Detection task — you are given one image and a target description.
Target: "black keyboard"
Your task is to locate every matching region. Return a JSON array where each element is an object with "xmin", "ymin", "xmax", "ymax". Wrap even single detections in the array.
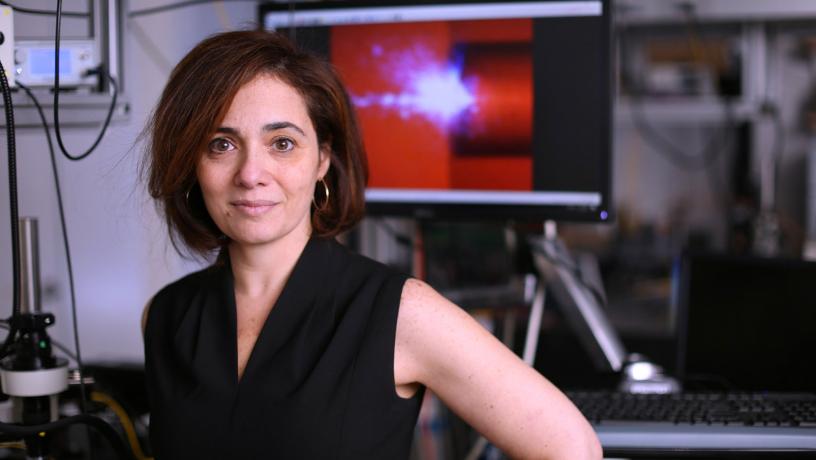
[
  {"xmin": 567, "ymin": 391, "xmax": 816, "ymax": 452},
  {"xmin": 568, "ymin": 391, "xmax": 816, "ymax": 426}
]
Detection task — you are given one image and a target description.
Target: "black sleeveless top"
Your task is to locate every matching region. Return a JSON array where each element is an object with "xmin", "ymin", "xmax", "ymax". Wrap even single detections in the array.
[{"xmin": 144, "ymin": 237, "xmax": 424, "ymax": 459}]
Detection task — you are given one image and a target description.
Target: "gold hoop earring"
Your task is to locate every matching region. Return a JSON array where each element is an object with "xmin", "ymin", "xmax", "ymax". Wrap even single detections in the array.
[
  {"xmin": 185, "ymin": 183, "xmax": 197, "ymax": 205},
  {"xmin": 313, "ymin": 178, "xmax": 330, "ymax": 212}
]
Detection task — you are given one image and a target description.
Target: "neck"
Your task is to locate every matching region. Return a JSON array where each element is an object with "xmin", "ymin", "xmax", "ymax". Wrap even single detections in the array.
[{"xmin": 227, "ymin": 227, "xmax": 312, "ymax": 300}]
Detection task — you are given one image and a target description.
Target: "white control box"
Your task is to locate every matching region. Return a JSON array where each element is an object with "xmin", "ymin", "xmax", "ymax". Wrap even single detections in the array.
[
  {"xmin": 15, "ymin": 40, "xmax": 97, "ymax": 88},
  {"xmin": 0, "ymin": 6, "xmax": 14, "ymax": 87}
]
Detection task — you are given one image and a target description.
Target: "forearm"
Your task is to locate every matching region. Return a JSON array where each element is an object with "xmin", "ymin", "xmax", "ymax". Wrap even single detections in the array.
[{"xmin": 473, "ymin": 391, "xmax": 602, "ymax": 460}]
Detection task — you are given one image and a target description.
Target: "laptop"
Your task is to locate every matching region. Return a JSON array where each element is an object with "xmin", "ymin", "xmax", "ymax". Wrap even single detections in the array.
[{"xmin": 575, "ymin": 252, "xmax": 816, "ymax": 455}]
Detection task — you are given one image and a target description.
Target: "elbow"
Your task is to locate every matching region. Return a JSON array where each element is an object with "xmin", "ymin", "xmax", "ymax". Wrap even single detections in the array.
[
  {"xmin": 566, "ymin": 418, "xmax": 602, "ymax": 460},
  {"xmin": 583, "ymin": 428, "xmax": 603, "ymax": 460},
  {"xmin": 564, "ymin": 403, "xmax": 602, "ymax": 460},
  {"xmin": 571, "ymin": 424, "xmax": 603, "ymax": 460},
  {"xmin": 541, "ymin": 420, "xmax": 602, "ymax": 460},
  {"xmin": 502, "ymin": 419, "xmax": 602, "ymax": 460}
]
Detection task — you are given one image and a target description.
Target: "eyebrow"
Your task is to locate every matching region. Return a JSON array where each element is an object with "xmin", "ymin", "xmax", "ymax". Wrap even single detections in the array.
[{"xmin": 214, "ymin": 121, "xmax": 307, "ymax": 137}]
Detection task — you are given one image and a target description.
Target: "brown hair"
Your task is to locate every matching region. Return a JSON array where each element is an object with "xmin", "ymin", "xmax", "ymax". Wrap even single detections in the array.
[{"xmin": 145, "ymin": 30, "xmax": 368, "ymax": 258}]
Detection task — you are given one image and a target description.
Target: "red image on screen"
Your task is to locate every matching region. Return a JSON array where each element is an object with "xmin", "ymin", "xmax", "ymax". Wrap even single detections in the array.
[{"xmin": 331, "ymin": 19, "xmax": 533, "ymax": 191}]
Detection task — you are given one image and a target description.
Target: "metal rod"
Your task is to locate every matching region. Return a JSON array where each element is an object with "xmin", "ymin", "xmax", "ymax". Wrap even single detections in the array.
[{"xmin": 18, "ymin": 217, "xmax": 41, "ymax": 315}]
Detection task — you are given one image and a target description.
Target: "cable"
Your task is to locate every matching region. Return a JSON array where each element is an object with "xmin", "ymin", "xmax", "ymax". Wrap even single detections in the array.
[
  {"xmin": 53, "ymin": 339, "xmax": 78, "ymax": 363},
  {"xmin": 92, "ymin": 392, "xmax": 153, "ymax": 460},
  {"xmin": 128, "ymin": 0, "xmax": 255, "ymax": 18},
  {"xmin": 0, "ymin": 441, "xmax": 24, "ymax": 450},
  {"xmin": 54, "ymin": 0, "xmax": 119, "ymax": 162},
  {"xmin": 0, "ymin": 415, "xmax": 133, "ymax": 460},
  {"xmin": 0, "ymin": 0, "xmax": 88, "ymax": 18},
  {"xmin": 0, "ymin": 52, "xmax": 20, "ymax": 361},
  {"xmin": 15, "ymin": 81, "xmax": 89, "ymax": 415},
  {"xmin": 18, "ymin": 78, "xmax": 97, "ymax": 459}
]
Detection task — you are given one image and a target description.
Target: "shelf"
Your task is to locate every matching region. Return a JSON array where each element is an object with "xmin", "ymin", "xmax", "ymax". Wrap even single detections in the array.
[
  {"xmin": 615, "ymin": 98, "xmax": 758, "ymax": 124},
  {"xmin": 616, "ymin": 0, "xmax": 816, "ymax": 25},
  {"xmin": 0, "ymin": 91, "xmax": 129, "ymax": 128}
]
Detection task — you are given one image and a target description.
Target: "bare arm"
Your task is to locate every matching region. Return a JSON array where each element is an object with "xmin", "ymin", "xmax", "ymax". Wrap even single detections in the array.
[{"xmin": 394, "ymin": 279, "xmax": 602, "ymax": 460}]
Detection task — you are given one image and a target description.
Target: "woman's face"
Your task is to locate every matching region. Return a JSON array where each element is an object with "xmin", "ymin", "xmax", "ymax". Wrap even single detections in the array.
[{"xmin": 196, "ymin": 74, "xmax": 330, "ymax": 248}]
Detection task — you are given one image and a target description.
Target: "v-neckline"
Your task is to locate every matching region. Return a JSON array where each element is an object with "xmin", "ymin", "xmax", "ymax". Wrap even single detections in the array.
[
  {"xmin": 234, "ymin": 294, "xmax": 278, "ymax": 383},
  {"xmin": 224, "ymin": 237, "xmax": 322, "ymax": 387}
]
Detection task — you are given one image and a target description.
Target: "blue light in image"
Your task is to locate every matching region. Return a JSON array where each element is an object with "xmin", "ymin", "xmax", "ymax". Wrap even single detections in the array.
[{"xmin": 352, "ymin": 43, "xmax": 477, "ymax": 128}]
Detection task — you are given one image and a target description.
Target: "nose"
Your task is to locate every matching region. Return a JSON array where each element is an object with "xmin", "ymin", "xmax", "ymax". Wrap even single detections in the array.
[{"xmin": 234, "ymin": 145, "xmax": 270, "ymax": 188}]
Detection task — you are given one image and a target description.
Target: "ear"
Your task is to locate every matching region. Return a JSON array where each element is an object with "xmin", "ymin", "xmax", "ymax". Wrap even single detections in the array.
[{"xmin": 317, "ymin": 144, "xmax": 331, "ymax": 179}]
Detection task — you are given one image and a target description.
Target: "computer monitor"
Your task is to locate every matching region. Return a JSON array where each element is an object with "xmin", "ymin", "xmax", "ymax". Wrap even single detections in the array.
[
  {"xmin": 261, "ymin": 0, "xmax": 612, "ymax": 222},
  {"xmin": 676, "ymin": 253, "xmax": 816, "ymax": 392}
]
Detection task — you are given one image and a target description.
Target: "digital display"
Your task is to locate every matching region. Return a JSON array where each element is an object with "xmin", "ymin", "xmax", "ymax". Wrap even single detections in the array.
[
  {"xmin": 336, "ymin": 19, "xmax": 535, "ymax": 194},
  {"xmin": 29, "ymin": 48, "xmax": 72, "ymax": 77}
]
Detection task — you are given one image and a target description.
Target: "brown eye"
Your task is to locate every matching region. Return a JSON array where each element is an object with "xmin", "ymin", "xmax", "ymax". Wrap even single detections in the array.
[
  {"xmin": 272, "ymin": 137, "xmax": 295, "ymax": 152},
  {"xmin": 208, "ymin": 138, "xmax": 235, "ymax": 153}
]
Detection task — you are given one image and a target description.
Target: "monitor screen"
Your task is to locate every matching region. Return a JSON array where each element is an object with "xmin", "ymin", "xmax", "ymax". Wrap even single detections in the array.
[
  {"xmin": 261, "ymin": 1, "xmax": 611, "ymax": 221},
  {"xmin": 676, "ymin": 253, "xmax": 816, "ymax": 392}
]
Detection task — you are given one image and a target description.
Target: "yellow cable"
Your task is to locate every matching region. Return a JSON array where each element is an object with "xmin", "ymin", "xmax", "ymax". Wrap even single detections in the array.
[
  {"xmin": 91, "ymin": 391, "xmax": 153, "ymax": 460},
  {"xmin": 0, "ymin": 441, "xmax": 24, "ymax": 450}
]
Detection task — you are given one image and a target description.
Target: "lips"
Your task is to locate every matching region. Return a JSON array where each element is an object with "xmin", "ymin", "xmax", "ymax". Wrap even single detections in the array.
[{"xmin": 230, "ymin": 199, "xmax": 279, "ymax": 216}]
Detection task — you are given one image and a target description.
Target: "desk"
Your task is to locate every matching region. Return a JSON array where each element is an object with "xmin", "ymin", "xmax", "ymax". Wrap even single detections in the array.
[{"xmin": 598, "ymin": 424, "xmax": 816, "ymax": 458}]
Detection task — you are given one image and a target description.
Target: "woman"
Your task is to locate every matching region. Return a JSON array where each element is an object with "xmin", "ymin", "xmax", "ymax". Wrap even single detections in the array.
[{"xmin": 143, "ymin": 30, "xmax": 601, "ymax": 459}]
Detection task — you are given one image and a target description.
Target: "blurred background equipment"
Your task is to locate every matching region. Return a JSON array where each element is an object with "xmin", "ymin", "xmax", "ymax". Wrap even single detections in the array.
[
  {"xmin": 0, "ymin": 218, "xmax": 69, "ymax": 458},
  {"xmin": 0, "ymin": 1, "xmax": 137, "ymax": 458}
]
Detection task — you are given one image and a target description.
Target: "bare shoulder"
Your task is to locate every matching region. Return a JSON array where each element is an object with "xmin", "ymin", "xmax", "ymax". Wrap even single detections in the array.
[
  {"xmin": 394, "ymin": 278, "xmax": 602, "ymax": 459},
  {"xmin": 393, "ymin": 279, "xmax": 434, "ymax": 369},
  {"xmin": 397, "ymin": 278, "xmax": 457, "ymax": 322},
  {"xmin": 394, "ymin": 278, "xmax": 499, "ymax": 386},
  {"xmin": 396, "ymin": 278, "xmax": 480, "ymax": 349},
  {"xmin": 398, "ymin": 278, "xmax": 478, "ymax": 323}
]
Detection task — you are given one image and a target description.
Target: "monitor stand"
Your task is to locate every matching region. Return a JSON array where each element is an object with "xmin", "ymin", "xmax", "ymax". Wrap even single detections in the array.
[{"xmin": 526, "ymin": 221, "xmax": 680, "ymax": 394}]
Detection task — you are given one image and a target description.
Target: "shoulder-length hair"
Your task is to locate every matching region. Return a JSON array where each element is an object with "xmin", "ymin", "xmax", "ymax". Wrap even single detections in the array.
[{"xmin": 144, "ymin": 30, "xmax": 367, "ymax": 259}]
